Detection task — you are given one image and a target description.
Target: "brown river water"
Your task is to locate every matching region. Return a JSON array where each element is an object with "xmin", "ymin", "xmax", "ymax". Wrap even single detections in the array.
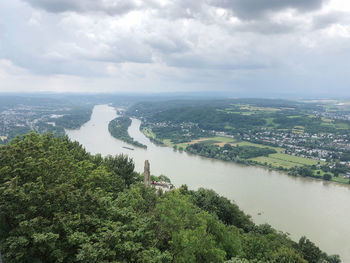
[{"xmin": 67, "ymin": 105, "xmax": 350, "ymax": 261}]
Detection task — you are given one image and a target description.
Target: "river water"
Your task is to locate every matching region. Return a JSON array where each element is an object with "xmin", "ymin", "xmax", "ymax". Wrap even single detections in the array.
[{"xmin": 67, "ymin": 105, "xmax": 350, "ymax": 261}]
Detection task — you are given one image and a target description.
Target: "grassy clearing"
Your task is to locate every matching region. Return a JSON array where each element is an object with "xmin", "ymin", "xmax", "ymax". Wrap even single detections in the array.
[
  {"xmin": 233, "ymin": 141, "xmax": 284, "ymax": 153},
  {"xmin": 251, "ymin": 153, "xmax": 321, "ymax": 169},
  {"xmin": 292, "ymin": 130, "xmax": 304, "ymax": 134},
  {"xmin": 172, "ymin": 136, "xmax": 237, "ymax": 149},
  {"xmin": 332, "ymin": 176, "xmax": 350, "ymax": 184},
  {"xmin": 217, "ymin": 109, "xmax": 255, "ymax": 115},
  {"xmin": 188, "ymin": 136, "xmax": 236, "ymax": 144},
  {"xmin": 239, "ymin": 105, "xmax": 280, "ymax": 112},
  {"xmin": 321, "ymin": 117, "xmax": 333, "ymax": 123},
  {"xmin": 198, "ymin": 140, "xmax": 221, "ymax": 145},
  {"xmin": 320, "ymin": 122, "xmax": 333, "ymax": 127},
  {"xmin": 269, "ymin": 153, "xmax": 320, "ymax": 165},
  {"xmin": 251, "ymin": 156, "xmax": 301, "ymax": 169},
  {"xmin": 240, "ymin": 111, "xmax": 255, "ymax": 115},
  {"xmin": 211, "ymin": 136, "xmax": 236, "ymax": 143},
  {"xmin": 292, "ymin": 126, "xmax": 305, "ymax": 134}
]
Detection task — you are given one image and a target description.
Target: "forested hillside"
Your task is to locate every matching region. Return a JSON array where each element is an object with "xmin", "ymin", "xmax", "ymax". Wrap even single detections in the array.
[{"xmin": 0, "ymin": 133, "xmax": 340, "ymax": 263}]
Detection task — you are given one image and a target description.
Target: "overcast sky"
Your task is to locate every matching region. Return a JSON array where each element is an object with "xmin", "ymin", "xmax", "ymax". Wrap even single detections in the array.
[{"xmin": 0, "ymin": 0, "xmax": 350, "ymax": 97}]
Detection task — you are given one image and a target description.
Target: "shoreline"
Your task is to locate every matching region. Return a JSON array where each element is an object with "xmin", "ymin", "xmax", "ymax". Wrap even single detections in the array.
[{"xmin": 140, "ymin": 127, "xmax": 350, "ymax": 187}]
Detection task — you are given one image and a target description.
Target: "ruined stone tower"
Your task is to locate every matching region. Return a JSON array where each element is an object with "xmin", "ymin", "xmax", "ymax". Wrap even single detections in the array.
[{"xmin": 144, "ymin": 160, "xmax": 150, "ymax": 186}]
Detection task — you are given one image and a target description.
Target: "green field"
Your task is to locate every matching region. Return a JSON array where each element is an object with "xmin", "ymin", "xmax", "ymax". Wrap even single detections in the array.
[
  {"xmin": 211, "ymin": 136, "xmax": 236, "ymax": 143},
  {"xmin": 233, "ymin": 141, "xmax": 284, "ymax": 153},
  {"xmin": 251, "ymin": 153, "xmax": 321, "ymax": 169},
  {"xmin": 321, "ymin": 117, "xmax": 333, "ymax": 123},
  {"xmin": 251, "ymin": 156, "xmax": 300, "ymax": 169},
  {"xmin": 217, "ymin": 109, "xmax": 255, "ymax": 115},
  {"xmin": 331, "ymin": 175, "xmax": 350, "ymax": 184}
]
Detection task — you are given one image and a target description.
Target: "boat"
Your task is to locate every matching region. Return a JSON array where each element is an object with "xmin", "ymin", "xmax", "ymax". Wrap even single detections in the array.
[{"xmin": 122, "ymin": 146, "xmax": 134, "ymax": 150}]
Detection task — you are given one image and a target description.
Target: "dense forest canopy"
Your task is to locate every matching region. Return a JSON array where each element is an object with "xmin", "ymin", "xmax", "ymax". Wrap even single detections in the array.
[{"xmin": 0, "ymin": 133, "xmax": 340, "ymax": 262}]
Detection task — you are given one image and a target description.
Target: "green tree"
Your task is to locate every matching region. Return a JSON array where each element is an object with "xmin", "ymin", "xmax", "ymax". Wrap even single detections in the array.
[
  {"xmin": 298, "ymin": 236, "xmax": 322, "ymax": 263},
  {"xmin": 323, "ymin": 173, "xmax": 332, "ymax": 181},
  {"xmin": 104, "ymin": 154, "xmax": 139, "ymax": 187},
  {"xmin": 0, "ymin": 133, "xmax": 340, "ymax": 263},
  {"xmin": 190, "ymin": 188, "xmax": 253, "ymax": 231},
  {"xmin": 154, "ymin": 191, "xmax": 241, "ymax": 262}
]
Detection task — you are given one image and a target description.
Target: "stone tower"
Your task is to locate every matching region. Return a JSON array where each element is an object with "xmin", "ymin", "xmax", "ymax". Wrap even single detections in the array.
[{"xmin": 144, "ymin": 160, "xmax": 150, "ymax": 186}]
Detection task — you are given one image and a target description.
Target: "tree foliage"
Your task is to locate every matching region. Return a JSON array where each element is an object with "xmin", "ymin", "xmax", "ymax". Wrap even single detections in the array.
[
  {"xmin": 0, "ymin": 133, "xmax": 340, "ymax": 262},
  {"xmin": 108, "ymin": 117, "xmax": 147, "ymax": 148},
  {"xmin": 186, "ymin": 143, "xmax": 276, "ymax": 161}
]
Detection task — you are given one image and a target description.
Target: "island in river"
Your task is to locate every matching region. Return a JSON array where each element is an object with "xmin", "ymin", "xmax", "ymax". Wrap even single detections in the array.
[{"xmin": 108, "ymin": 116, "xmax": 147, "ymax": 148}]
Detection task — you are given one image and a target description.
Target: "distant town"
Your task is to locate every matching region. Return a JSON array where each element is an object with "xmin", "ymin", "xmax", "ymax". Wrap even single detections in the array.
[
  {"xmin": 128, "ymin": 99, "xmax": 350, "ymax": 184},
  {"xmin": 0, "ymin": 96, "xmax": 93, "ymax": 144}
]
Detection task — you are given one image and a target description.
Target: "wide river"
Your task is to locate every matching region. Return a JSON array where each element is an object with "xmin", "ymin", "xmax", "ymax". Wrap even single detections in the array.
[{"xmin": 67, "ymin": 105, "xmax": 350, "ymax": 261}]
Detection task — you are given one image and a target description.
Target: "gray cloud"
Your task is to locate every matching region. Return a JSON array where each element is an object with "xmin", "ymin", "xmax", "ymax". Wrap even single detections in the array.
[
  {"xmin": 210, "ymin": 0, "xmax": 329, "ymax": 19},
  {"xmin": 18, "ymin": 0, "xmax": 326, "ymax": 37},
  {"xmin": 312, "ymin": 11, "xmax": 350, "ymax": 30},
  {"xmin": 233, "ymin": 20, "xmax": 300, "ymax": 35},
  {"xmin": 154, "ymin": 1, "xmax": 205, "ymax": 20},
  {"xmin": 165, "ymin": 49, "xmax": 273, "ymax": 70},
  {"xmin": 21, "ymin": 0, "xmax": 142, "ymax": 15},
  {"xmin": 1, "ymin": 0, "xmax": 350, "ymax": 96},
  {"xmin": 21, "ymin": 0, "xmax": 329, "ymax": 21}
]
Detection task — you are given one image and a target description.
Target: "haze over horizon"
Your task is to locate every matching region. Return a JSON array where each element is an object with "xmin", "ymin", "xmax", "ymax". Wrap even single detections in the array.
[{"xmin": 1, "ymin": 0, "xmax": 350, "ymax": 97}]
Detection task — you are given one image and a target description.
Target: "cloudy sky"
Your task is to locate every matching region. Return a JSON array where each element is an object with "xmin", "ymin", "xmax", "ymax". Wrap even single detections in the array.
[{"xmin": 0, "ymin": 0, "xmax": 350, "ymax": 97}]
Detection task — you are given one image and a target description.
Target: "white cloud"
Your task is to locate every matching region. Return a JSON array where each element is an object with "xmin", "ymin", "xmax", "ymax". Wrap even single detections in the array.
[{"xmin": 0, "ymin": 0, "xmax": 350, "ymax": 96}]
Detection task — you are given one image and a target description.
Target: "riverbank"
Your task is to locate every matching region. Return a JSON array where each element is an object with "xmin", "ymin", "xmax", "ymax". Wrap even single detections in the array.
[{"xmin": 140, "ymin": 127, "xmax": 350, "ymax": 185}]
